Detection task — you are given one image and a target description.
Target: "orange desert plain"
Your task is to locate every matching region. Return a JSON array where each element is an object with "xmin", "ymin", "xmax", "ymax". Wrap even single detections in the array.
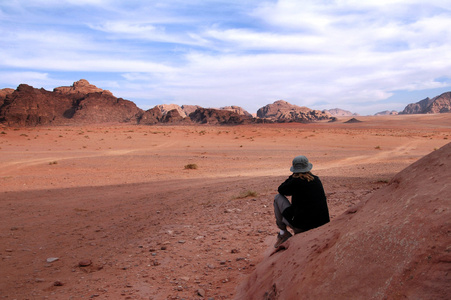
[{"xmin": 1, "ymin": 114, "xmax": 450, "ymax": 299}]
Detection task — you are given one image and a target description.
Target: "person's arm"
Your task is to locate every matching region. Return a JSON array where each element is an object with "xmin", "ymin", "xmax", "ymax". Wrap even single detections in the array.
[{"xmin": 278, "ymin": 175, "xmax": 295, "ymax": 196}]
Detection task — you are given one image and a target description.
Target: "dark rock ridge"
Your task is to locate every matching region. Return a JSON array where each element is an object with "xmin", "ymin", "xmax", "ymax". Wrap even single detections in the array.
[
  {"xmin": 257, "ymin": 100, "xmax": 331, "ymax": 122},
  {"xmin": 237, "ymin": 142, "xmax": 451, "ymax": 299},
  {"xmin": 400, "ymin": 92, "xmax": 451, "ymax": 114},
  {"xmin": 189, "ymin": 108, "xmax": 258, "ymax": 125},
  {"xmin": 344, "ymin": 117, "xmax": 362, "ymax": 123},
  {"xmin": 0, "ymin": 80, "xmax": 331, "ymax": 126}
]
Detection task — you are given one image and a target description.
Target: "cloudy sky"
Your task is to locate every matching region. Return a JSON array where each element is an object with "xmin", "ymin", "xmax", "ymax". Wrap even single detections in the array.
[{"xmin": 1, "ymin": 0, "xmax": 451, "ymax": 115}]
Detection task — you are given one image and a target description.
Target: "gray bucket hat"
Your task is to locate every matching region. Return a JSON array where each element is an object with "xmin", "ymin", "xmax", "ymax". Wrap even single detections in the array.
[{"xmin": 290, "ymin": 155, "xmax": 313, "ymax": 173}]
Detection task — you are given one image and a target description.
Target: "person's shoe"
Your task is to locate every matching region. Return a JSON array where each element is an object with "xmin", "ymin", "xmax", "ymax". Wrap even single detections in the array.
[{"xmin": 274, "ymin": 231, "xmax": 292, "ymax": 248}]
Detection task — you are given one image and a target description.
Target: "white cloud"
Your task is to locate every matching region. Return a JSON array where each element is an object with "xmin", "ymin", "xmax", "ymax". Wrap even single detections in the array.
[{"xmin": 1, "ymin": 0, "xmax": 451, "ymax": 115}]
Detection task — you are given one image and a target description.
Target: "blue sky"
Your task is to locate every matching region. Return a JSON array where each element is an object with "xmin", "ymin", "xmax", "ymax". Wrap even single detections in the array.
[{"xmin": 1, "ymin": 0, "xmax": 451, "ymax": 115}]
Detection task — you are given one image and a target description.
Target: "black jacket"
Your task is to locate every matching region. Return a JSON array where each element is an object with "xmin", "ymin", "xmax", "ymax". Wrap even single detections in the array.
[{"xmin": 279, "ymin": 175, "xmax": 330, "ymax": 231}]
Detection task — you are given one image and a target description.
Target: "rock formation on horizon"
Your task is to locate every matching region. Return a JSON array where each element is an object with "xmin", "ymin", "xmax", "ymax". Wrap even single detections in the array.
[
  {"xmin": 189, "ymin": 107, "xmax": 256, "ymax": 125},
  {"xmin": 53, "ymin": 79, "xmax": 113, "ymax": 96},
  {"xmin": 0, "ymin": 80, "xmax": 263, "ymax": 126},
  {"xmin": 400, "ymin": 91, "xmax": 451, "ymax": 114},
  {"xmin": 375, "ymin": 110, "xmax": 398, "ymax": 116},
  {"xmin": 257, "ymin": 100, "xmax": 331, "ymax": 122},
  {"xmin": 220, "ymin": 105, "xmax": 252, "ymax": 117},
  {"xmin": 236, "ymin": 143, "xmax": 451, "ymax": 300},
  {"xmin": 323, "ymin": 108, "xmax": 358, "ymax": 117},
  {"xmin": 0, "ymin": 81, "xmax": 142, "ymax": 126}
]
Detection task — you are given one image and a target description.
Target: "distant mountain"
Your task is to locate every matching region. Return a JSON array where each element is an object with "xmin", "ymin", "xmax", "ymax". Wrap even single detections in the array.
[
  {"xmin": 323, "ymin": 108, "xmax": 358, "ymax": 117},
  {"xmin": 220, "ymin": 106, "xmax": 252, "ymax": 117},
  {"xmin": 257, "ymin": 100, "xmax": 331, "ymax": 122},
  {"xmin": 400, "ymin": 92, "xmax": 451, "ymax": 114},
  {"xmin": 375, "ymin": 110, "xmax": 398, "ymax": 116},
  {"xmin": 0, "ymin": 81, "xmax": 141, "ymax": 126},
  {"xmin": 0, "ymin": 80, "xmax": 367, "ymax": 126},
  {"xmin": 0, "ymin": 80, "xmax": 265, "ymax": 126}
]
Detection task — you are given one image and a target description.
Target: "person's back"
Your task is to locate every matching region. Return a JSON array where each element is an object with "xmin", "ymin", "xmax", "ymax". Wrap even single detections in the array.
[
  {"xmin": 273, "ymin": 156, "xmax": 330, "ymax": 248},
  {"xmin": 279, "ymin": 174, "xmax": 329, "ymax": 231}
]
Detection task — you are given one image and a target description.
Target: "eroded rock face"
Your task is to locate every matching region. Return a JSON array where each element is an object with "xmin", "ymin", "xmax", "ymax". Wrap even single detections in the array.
[
  {"xmin": 374, "ymin": 110, "xmax": 398, "ymax": 116},
  {"xmin": 157, "ymin": 104, "xmax": 187, "ymax": 118},
  {"xmin": 69, "ymin": 93, "xmax": 142, "ymax": 124},
  {"xmin": 189, "ymin": 108, "xmax": 251, "ymax": 125},
  {"xmin": 257, "ymin": 100, "xmax": 331, "ymax": 122},
  {"xmin": 181, "ymin": 105, "xmax": 201, "ymax": 117},
  {"xmin": 236, "ymin": 143, "xmax": 451, "ymax": 300},
  {"xmin": 0, "ymin": 88, "xmax": 14, "ymax": 108},
  {"xmin": 139, "ymin": 107, "xmax": 162, "ymax": 125},
  {"xmin": 0, "ymin": 84, "xmax": 73, "ymax": 126},
  {"xmin": 323, "ymin": 108, "xmax": 358, "ymax": 117},
  {"xmin": 220, "ymin": 106, "xmax": 252, "ymax": 117},
  {"xmin": 54, "ymin": 79, "xmax": 112, "ymax": 96},
  {"xmin": 161, "ymin": 109, "xmax": 188, "ymax": 123},
  {"xmin": 401, "ymin": 92, "xmax": 451, "ymax": 114},
  {"xmin": 0, "ymin": 82, "xmax": 142, "ymax": 126}
]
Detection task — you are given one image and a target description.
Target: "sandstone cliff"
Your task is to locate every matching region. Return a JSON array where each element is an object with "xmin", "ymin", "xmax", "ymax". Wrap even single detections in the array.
[
  {"xmin": 0, "ymin": 81, "xmax": 142, "ymax": 126},
  {"xmin": 0, "ymin": 88, "xmax": 15, "ymax": 108},
  {"xmin": 0, "ymin": 84, "xmax": 74, "ymax": 126},
  {"xmin": 400, "ymin": 92, "xmax": 451, "ymax": 114},
  {"xmin": 257, "ymin": 100, "xmax": 331, "ymax": 122},
  {"xmin": 189, "ymin": 108, "xmax": 252, "ymax": 125},
  {"xmin": 220, "ymin": 105, "xmax": 252, "ymax": 117},
  {"xmin": 323, "ymin": 108, "xmax": 358, "ymax": 117},
  {"xmin": 1, "ymin": 80, "xmax": 361, "ymax": 126},
  {"xmin": 375, "ymin": 110, "xmax": 398, "ymax": 116}
]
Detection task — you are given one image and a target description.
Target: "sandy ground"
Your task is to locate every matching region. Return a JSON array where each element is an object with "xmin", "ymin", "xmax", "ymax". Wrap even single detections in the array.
[{"xmin": 0, "ymin": 114, "xmax": 450, "ymax": 299}]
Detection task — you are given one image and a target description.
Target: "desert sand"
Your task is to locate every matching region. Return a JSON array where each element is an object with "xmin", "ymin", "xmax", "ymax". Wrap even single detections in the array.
[{"xmin": 1, "ymin": 114, "xmax": 450, "ymax": 299}]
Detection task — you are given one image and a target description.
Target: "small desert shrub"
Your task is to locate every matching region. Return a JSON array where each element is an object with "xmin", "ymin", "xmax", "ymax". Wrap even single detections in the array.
[
  {"xmin": 49, "ymin": 161, "xmax": 58, "ymax": 165},
  {"xmin": 375, "ymin": 145, "xmax": 381, "ymax": 150},
  {"xmin": 184, "ymin": 163, "xmax": 198, "ymax": 170},
  {"xmin": 235, "ymin": 190, "xmax": 258, "ymax": 199}
]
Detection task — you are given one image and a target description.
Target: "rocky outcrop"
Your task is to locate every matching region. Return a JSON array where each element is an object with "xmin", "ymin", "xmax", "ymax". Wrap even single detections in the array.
[
  {"xmin": 257, "ymin": 100, "xmax": 331, "ymax": 122},
  {"xmin": 0, "ymin": 84, "xmax": 74, "ymax": 126},
  {"xmin": 157, "ymin": 104, "xmax": 187, "ymax": 118},
  {"xmin": 68, "ymin": 93, "xmax": 142, "ymax": 124},
  {"xmin": 237, "ymin": 142, "xmax": 451, "ymax": 299},
  {"xmin": 220, "ymin": 106, "xmax": 252, "ymax": 117},
  {"xmin": 139, "ymin": 107, "xmax": 162, "ymax": 125},
  {"xmin": 375, "ymin": 110, "xmax": 398, "ymax": 116},
  {"xmin": 0, "ymin": 88, "xmax": 14, "ymax": 108},
  {"xmin": 0, "ymin": 82, "xmax": 143, "ymax": 126},
  {"xmin": 0, "ymin": 80, "xmax": 259, "ymax": 126},
  {"xmin": 161, "ymin": 109, "xmax": 188, "ymax": 123},
  {"xmin": 181, "ymin": 105, "xmax": 201, "ymax": 116},
  {"xmin": 189, "ymin": 108, "xmax": 252, "ymax": 125},
  {"xmin": 323, "ymin": 108, "xmax": 358, "ymax": 117},
  {"xmin": 54, "ymin": 79, "xmax": 112, "ymax": 96},
  {"xmin": 344, "ymin": 117, "xmax": 362, "ymax": 123},
  {"xmin": 400, "ymin": 92, "xmax": 451, "ymax": 114}
]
